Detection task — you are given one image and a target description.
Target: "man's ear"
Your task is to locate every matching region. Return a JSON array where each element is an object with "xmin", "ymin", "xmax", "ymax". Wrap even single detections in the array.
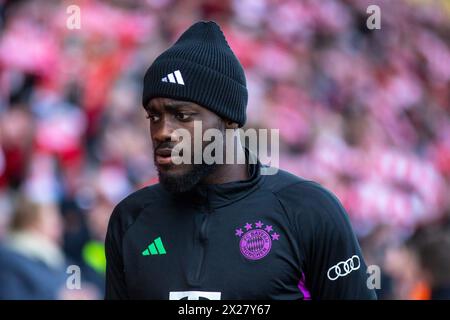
[{"xmin": 225, "ymin": 119, "xmax": 239, "ymax": 129}]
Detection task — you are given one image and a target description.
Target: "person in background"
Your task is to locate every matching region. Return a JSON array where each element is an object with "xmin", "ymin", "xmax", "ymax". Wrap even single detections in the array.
[
  {"xmin": 381, "ymin": 220, "xmax": 450, "ymax": 300},
  {"xmin": 80, "ymin": 195, "xmax": 113, "ymax": 293},
  {"xmin": 408, "ymin": 223, "xmax": 450, "ymax": 299},
  {"xmin": 0, "ymin": 197, "xmax": 98, "ymax": 299}
]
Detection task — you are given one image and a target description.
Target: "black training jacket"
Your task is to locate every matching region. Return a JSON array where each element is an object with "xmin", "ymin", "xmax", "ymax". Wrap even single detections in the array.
[{"xmin": 105, "ymin": 161, "xmax": 377, "ymax": 300}]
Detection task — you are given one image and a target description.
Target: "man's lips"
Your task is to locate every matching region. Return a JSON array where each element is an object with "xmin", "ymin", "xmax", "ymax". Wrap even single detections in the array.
[
  {"xmin": 155, "ymin": 148, "xmax": 173, "ymax": 165},
  {"xmin": 155, "ymin": 148, "xmax": 185, "ymax": 166},
  {"xmin": 155, "ymin": 148, "xmax": 172, "ymax": 157}
]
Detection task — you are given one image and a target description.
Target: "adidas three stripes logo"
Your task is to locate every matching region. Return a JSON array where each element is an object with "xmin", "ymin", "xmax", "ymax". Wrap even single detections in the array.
[
  {"xmin": 161, "ymin": 70, "xmax": 185, "ymax": 85},
  {"xmin": 142, "ymin": 237, "xmax": 167, "ymax": 256}
]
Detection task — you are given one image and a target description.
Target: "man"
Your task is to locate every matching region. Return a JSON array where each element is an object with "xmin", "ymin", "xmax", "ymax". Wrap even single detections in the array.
[{"xmin": 105, "ymin": 21, "xmax": 376, "ymax": 300}]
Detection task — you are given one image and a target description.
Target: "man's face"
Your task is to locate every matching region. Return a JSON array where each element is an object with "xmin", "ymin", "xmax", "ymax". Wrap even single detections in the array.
[{"xmin": 145, "ymin": 97, "xmax": 225, "ymax": 193}]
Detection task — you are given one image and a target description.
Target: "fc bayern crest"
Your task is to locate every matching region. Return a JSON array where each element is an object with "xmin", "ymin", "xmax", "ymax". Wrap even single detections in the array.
[{"xmin": 235, "ymin": 221, "xmax": 280, "ymax": 260}]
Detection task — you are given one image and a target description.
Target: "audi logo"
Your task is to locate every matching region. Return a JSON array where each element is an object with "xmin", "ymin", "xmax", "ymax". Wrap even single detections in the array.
[{"xmin": 327, "ymin": 255, "xmax": 361, "ymax": 281}]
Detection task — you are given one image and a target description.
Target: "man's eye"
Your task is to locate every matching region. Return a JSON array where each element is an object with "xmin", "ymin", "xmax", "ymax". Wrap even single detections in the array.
[
  {"xmin": 146, "ymin": 113, "xmax": 160, "ymax": 122},
  {"xmin": 175, "ymin": 113, "xmax": 192, "ymax": 121}
]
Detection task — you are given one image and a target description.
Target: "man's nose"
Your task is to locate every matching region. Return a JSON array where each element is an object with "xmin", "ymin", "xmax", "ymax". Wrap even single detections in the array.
[{"xmin": 152, "ymin": 118, "xmax": 176, "ymax": 144}]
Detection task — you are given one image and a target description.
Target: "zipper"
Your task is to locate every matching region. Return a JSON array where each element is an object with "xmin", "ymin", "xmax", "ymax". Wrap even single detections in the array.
[
  {"xmin": 191, "ymin": 190, "xmax": 212, "ymax": 284},
  {"xmin": 194, "ymin": 213, "xmax": 209, "ymax": 282}
]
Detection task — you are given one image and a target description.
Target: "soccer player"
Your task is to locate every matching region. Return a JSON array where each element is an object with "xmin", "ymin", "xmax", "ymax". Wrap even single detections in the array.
[{"xmin": 105, "ymin": 21, "xmax": 377, "ymax": 300}]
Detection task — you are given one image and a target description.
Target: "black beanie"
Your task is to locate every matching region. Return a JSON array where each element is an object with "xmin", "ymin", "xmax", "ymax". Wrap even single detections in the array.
[{"xmin": 142, "ymin": 21, "xmax": 248, "ymax": 127}]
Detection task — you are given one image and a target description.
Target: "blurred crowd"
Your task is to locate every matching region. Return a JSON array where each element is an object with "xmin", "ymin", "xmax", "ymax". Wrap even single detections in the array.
[{"xmin": 0, "ymin": 0, "xmax": 449, "ymax": 299}]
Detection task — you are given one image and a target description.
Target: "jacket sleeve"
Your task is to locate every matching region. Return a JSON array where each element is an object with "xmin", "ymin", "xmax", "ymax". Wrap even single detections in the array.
[
  {"xmin": 278, "ymin": 181, "xmax": 377, "ymax": 300},
  {"xmin": 104, "ymin": 204, "xmax": 129, "ymax": 300}
]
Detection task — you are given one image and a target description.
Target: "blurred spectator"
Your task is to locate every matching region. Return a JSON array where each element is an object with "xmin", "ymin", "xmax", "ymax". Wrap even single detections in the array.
[
  {"xmin": 0, "ymin": 197, "xmax": 99, "ymax": 299},
  {"xmin": 383, "ymin": 239, "xmax": 429, "ymax": 299},
  {"xmin": 378, "ymin": 218, "xmax": 450, "ymax": 300},
  {"xmin": 407, "ymin": 222, "xmax": 450, "ymax": 299},
  {"xmin": 62, "ymin": 194, "xmax": 114, "ymax": 294}
]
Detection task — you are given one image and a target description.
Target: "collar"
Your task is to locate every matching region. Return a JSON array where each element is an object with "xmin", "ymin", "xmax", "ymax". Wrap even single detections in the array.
[{"xmin": 173, "ymin": 149, "xmax": 264, "ymax": 210}]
